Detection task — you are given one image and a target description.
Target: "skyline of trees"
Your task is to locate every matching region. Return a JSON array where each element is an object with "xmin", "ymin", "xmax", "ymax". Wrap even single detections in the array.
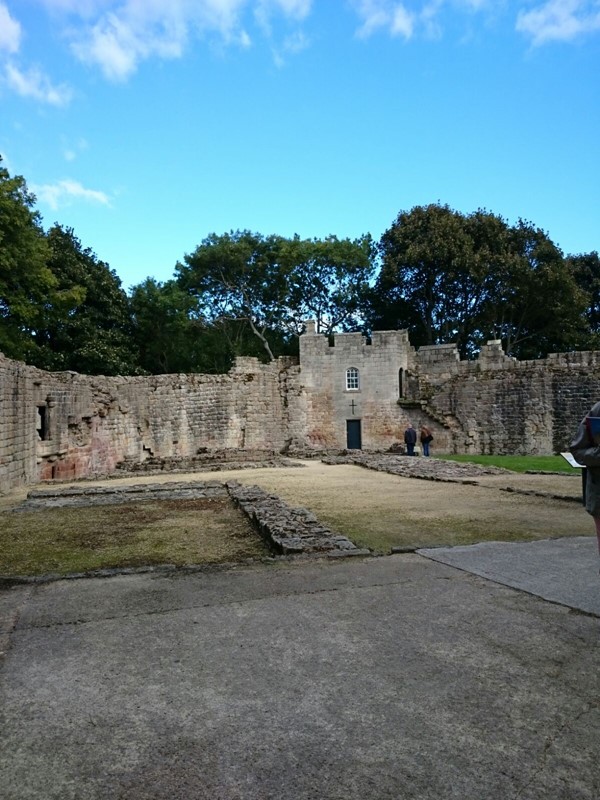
[{"xmin": 1, "ymin": 157, "xmax": 599, "ymax": 375}]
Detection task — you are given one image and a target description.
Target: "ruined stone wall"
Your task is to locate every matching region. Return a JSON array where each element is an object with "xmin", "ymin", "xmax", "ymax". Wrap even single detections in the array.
[
  {"xmin": 0, "ymin": 353, "xmax": 41, "ymax": 490},
  {"xmin": 5, "ymin": 330, "xmax": 600, "ymax": 492},
  {"xmin": 419, "ymin": 347, "xmax": 600, "ymax": 455},
  {"xmin": 297, "ymin": 331, "xmax": 600, "ymax": 456},
  {"xmin": 0, "ymin": 353, "xmax": 298, "ymax": 491}
]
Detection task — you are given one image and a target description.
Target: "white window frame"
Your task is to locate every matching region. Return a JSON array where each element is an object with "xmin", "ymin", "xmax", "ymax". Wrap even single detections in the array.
[{"xmin": 346, "ymin": 367, "xmax": 360, "ymax": 391}]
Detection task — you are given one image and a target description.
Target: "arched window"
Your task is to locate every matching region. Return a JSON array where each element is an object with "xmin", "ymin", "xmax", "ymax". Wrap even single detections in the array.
[{"xmin": 346, "ymin": 367, "xmax": 360, "ymax": 391}]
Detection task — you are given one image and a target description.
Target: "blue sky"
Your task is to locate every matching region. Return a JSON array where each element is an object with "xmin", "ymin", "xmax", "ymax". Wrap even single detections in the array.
[{"xmin": 1, "ymin": 1, "xmax": 599, "ymax": 290}]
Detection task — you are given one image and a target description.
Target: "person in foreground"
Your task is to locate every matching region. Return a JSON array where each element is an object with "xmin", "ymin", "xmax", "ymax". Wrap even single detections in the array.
[{"xmin": 570, "ymin": 400, "xmax": 600, "ymax": 568}]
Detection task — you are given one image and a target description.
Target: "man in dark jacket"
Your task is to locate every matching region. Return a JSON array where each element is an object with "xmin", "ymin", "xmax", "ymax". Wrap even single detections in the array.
[
  {"xmin": 404, "ymin": 424, "xmax": 417, "ymax": 456},
  {"xmin": 570, "ymin": 400, "xmax": 600, "ymax": 569}
]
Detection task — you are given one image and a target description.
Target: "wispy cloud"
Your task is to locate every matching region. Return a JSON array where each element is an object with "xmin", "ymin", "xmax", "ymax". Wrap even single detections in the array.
[
  {"xmin": 352, "ymin": 0, "xmax": 488, "ymax": 41},
  {"xmin": 20, "ymin": 0, "xmax": 600, "ymax": 90},
  {"xmin": 349, "ymin": 0, "xmax": 599, "ymax": 45},
  {"xmin": 353, "ymin": 1, "xmax": 416, "ymax": 40},
  {"xmin": 1, "ymin": 3, "xmax": 74, "ymax": 105},
  {"xmin": 4, "ymin": 63, "xmax": 73, "ymax": 106},
  {"xmin": 32, "ymin": 1, "xmax": 317, "ymax": 80},
  {"xmin": 516, "ymin": 0, "xmax": 600, "ymax": 46},
  {"xmin": 62, "ymin": 137, "xmax": 89, "ymax": 162},
  {"xmin": 0, "ymin": 3, "xmax": 21, "ymax": 54},
  {"xmin": 34, "ymin": 1, "xmax": 245, "ymax": 80},
  {"xmin": 31, "ymin": 179, "xmax": 111, "ymax": 210},
  {"xmin": 272, "ymin": 29, "xmax": 310, "ymax": 66}
]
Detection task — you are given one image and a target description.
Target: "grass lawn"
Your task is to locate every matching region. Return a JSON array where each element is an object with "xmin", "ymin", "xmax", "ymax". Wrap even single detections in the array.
[
  {"xmin": 232, "ymin": 463, "xmax": 589, "ymax": 554},
  {"xmin": 0, "ymin": 498, "xmax": 271, "ymax": 577},
  {"xmin": 434, "ymin": 454, "xmax": 574, "ymax": 474}
]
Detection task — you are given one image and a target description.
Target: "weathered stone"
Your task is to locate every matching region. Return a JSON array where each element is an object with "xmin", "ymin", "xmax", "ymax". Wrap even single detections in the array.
[{"xmin": 2, "ymin": 330, "xmax": 600, "ymax": 493}]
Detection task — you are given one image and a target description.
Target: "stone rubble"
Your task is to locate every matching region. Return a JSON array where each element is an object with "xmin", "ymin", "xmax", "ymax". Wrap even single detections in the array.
[
  {"xmin": 115, "ymin": 450, "xmax": 304, "ymax": 475},
  {"xmin": 227, "ymin": 482, "xmax": 366, "ymax": 556},
  {"xmin": 321, "ymin": 453, "xmax": 509, "ymax": 482}
]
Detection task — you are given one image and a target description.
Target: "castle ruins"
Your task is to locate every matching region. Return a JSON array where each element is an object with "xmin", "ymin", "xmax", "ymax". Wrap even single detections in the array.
[{"xmin": 2, "ymin": 322, "xmax": 600, "ymax": 492}]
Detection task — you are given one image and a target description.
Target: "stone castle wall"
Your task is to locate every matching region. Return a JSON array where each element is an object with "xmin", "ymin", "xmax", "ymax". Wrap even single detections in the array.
[
  {"xmin": 421, "ymin": 347, "xmax": 600, "ymax": 455},
  {"xmin": 3, "ymin": 329, "xmax": 600, "ymax": 491},
  {"xmin": 0, "ymin": 352, "xmax": 299, "ymax": 492}
]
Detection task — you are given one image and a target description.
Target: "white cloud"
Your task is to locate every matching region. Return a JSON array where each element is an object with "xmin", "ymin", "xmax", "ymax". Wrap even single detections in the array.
[
  {"xmin": 0, "ymin": 3, "xmax": 21, "ymax": 54},
  {"xmin": 4, "ymin": 63, "xmax": 73, "ymax": 106},
  {"xmin": 30, "ymin": 1, "xmax": 318, "ymax": 79},
  {"xmin": 272, "ymin": 28, "xmax": 310, "ymax": 66},
  {"xmin": 354, "ymin": 1, "xmax": 416, "ymax": 39},
  {"xmin": 62, "ymin": 137, "xmax": 89, "ymax": 161},
  {"xmin": 391, "ymin": 5, "xmax": 415, "ymax": 37},
  {"xmin": 350, "ymin": 1, "xmax": 521, "ymax": 41},
  {"xmin": 516, "ymin": 0, "xmax": 600, "ymax": 45},
  {"xmin": 258, "ymin": 0, "xmax": 311, "ymax": 18},
  {"xmin": 31, "ymin": 179, "xmax": 111, "ymax": 210},
  {"xmin": 42, "ymin": 1, "xmax": 257, "ymax": 80}
]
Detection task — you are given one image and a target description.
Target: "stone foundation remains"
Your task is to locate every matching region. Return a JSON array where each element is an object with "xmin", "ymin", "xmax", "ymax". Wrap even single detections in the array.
[{"xmin": 2, "ymin": 325, "xmax": 600, "ymax": 491}]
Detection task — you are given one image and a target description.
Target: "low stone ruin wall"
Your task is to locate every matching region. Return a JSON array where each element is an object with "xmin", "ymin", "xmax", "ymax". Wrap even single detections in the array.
[
  {"xmin": 115, "ymin": 450, "xmax": 303, "ymax": 474},
  {"xmin": 227, "ymin": 482, "xmax": 366, "ymax": 556},
  {"xmin": 13, "ymin": 480, "xmax": 367, "ymax": 561}
]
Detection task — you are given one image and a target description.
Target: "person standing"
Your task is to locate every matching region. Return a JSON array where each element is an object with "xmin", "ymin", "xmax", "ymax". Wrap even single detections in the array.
[
  {"xmin": 404, "ymin": 424, "xmax": 417, "ymax": 456},
  {"xmin": 570, "ymin": 401, "xmax": 600, "ymax": 569},
  {"xmin": 420, "ymin": 425, "xmax": 433, "ymax": 457}
]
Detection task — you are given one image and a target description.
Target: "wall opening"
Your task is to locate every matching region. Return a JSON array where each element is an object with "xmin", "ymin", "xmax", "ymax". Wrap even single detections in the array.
[
  {"xmin": 37, "ymin": 405, "xmax": 50, "ymax": 440},
  {"xmin": 346, "ymin": 419, "xmax": 362, "ymax": 449},
  {"xmin": 399, "ymin": 368, "xmax": 404, "ymax": 398}
]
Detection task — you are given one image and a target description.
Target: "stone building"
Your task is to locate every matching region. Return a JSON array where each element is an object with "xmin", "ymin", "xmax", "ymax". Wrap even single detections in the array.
[{"xmin": 2, "ymin": 324, "xmax": 600, "ymax": 491}]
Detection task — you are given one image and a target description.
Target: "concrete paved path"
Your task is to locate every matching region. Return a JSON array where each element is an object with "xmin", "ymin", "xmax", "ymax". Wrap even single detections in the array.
[
  {"xmin": 419, "ymin": 535, "xmax": 600, "ymax": 616},
  {"xmin": 1, "ymin": 543, "xmax": 599, "ymax": 800}
]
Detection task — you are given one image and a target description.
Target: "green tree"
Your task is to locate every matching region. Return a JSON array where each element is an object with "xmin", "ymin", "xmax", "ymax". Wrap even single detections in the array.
[
  {"xmin": 176, "ymin": 230, "xmax": 293, "ymax": 361},
  {"xmin": 281, "ymin": 234, "xmax": 375, "ymax": 335},
  {"xmin": 130, "ymin": 278, "xmax": 247, "ymax": 374},
  {"xmin": 0, "ymin": 157, "xmax": 54, "ymax": 360},
  {"xmin": 372, "ymin": 204, "xmax": 501, "ymax": 356},
  {"xmin": 371, "ymin": 204, "xmax": 587, "ymax": 359},
  {"xmin": 568, "ymin": 251, "xmax": 600, "ymax": 345},
  {"xmin": 34, "ymin": 225, "xmax": 139, "ymax": 375},
  {"xmin": 484, "ymin": 220, "xmax": 588, "ymax": 358}
]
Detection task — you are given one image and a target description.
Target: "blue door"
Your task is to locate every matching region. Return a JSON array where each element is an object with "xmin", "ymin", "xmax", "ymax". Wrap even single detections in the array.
[{"xmin": 346, "ymin": 419, "xmax": 362, "ymax": 449}]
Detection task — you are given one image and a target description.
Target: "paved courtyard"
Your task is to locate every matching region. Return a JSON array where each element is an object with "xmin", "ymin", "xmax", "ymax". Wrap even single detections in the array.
[{"xmin": 1, "ymin": 540, "xmax": 599, "ymax": 800}]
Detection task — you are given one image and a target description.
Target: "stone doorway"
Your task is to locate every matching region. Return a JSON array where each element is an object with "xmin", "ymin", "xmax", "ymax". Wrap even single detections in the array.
[{"xmin": 346, "ymin": 419, "xmax": 362, "ymax": 449}]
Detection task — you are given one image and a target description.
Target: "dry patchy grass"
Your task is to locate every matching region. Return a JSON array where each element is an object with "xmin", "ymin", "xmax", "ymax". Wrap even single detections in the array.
[
  {"xmin": 0, "ymin": 460, "xmax": 591, "ymax": 575},
  {"xmin": 228, "ymin": 462, "xmax": 592, "ymax": 552},
  {"xmin": 0, "ymin": 497, "xmax": 270, "ymax": 577}
]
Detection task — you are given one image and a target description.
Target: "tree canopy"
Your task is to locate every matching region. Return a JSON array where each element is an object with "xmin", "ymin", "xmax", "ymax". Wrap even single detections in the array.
[
  {"xmin": 35, "ymin": 225, "xmax": 140, "ymax": 375},
  {"xmin": 0, "ymin": 158, "xmax": 598, "ymax": 374},
  {"xmin": 176, "ymin": 230, "xmax": 374, "ymax": 360},
  {"xmin": 370, "ymin": 204, "xmax": 589, "ymax": 358},
  {"xmin": 0, "ymin": 157, "xmax": 54, "ymax": 360}
]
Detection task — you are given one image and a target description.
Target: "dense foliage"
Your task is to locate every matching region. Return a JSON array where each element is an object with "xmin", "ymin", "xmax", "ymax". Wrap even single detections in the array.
[
  {"xmin": 371, "ymin": 205, "xmax": 589, "ymax": 358},
  {"xmin": 0, "ymin": 158, "xmax": 598, "ymax": 374}
]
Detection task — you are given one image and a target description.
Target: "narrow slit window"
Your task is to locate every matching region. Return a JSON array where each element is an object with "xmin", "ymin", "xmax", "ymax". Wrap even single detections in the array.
[
  {"xmin": 346, "ymin": 367, "xmax": 360, "ymax": 391},
  {"xmin": 37, "ymin": 406, "xmax": 49, "ymax": 440}
]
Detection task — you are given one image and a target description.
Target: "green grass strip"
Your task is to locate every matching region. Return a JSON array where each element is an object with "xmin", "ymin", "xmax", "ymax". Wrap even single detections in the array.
[{"xmin": 434, "ymin": 454, "xmax": 576, "ymax": 474}]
